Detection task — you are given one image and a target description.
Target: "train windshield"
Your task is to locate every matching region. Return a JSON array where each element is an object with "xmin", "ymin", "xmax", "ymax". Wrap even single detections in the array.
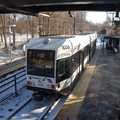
[{"xmin": 27, "ymin": 49, "xmax": 55, "ymax": 77}]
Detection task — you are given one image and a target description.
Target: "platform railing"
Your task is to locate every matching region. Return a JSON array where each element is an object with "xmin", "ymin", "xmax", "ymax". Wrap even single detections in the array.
[{"xmin": 0, "ymin": 67, "xmax": 26, "ymax": 104}]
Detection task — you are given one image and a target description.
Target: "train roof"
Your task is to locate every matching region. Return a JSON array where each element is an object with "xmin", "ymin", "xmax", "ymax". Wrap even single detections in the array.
[
  {"xmin": 26, "ymin": 34, "xmax": 96, "ymax": 51},
  {"xmin": 27, "ymin": 35, "xmax": 73, "ymax": 50},
  {"xmin": 38, "ymin": 35, "xmax": 76, "ymax": 39}
]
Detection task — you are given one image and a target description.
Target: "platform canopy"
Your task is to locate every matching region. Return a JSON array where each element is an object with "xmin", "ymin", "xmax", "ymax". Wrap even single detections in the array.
[{"xmin": 0, "ymin": 0, "xmax": 120, "ymax": 15}]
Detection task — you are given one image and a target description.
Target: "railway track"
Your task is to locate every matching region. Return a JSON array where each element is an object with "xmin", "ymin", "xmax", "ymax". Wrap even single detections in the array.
[
  {"xmin": 6, "ymin": 92, "xmax": 68, "ymax": 120},
  {"xmin": 0, "ymin": 58, "xmax": 68, "ymax": 120},
  {"xmin": 0, "ymin": 88, "xmax": 33, "ymax": 120},
  {"xmin": 0, "ymin": 81, "xmax": 68, "ymax": 120}
]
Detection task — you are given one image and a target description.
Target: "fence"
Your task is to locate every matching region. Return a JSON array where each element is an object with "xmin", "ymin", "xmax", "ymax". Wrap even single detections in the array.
[{"xmin": 0, "ymin": 67, "xmax": 26, "ymax": 103}]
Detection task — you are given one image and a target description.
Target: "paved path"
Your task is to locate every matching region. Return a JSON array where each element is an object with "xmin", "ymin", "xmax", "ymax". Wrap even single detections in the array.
[{"xmin": 77, "ymin": 50, "xmax": 120, "ymax": 120}]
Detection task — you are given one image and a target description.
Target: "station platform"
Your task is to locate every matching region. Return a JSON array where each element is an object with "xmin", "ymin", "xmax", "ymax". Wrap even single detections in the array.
[
  {"xmin": 0, "ymin": 57, "xmax": 25, "ymax": 76},
  {"xmin": 55, "ymin": 49, "xmax": 120, "ymax": 120}
]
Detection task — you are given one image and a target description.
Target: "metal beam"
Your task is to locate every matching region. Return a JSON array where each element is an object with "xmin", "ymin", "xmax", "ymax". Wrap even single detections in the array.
[
  {"xmin": 0, "ymin": 0, "xmax": 119, "ymax": 7},
  {"xmin": 0, "ymin": 0, "xmax": 120, "ymax": 14},
  {"xmin": 18, "ymin": 4, "xmax": 119, "ymax": 12}
]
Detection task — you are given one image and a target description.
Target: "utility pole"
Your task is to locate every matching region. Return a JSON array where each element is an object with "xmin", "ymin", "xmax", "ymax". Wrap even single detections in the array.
[
  {"xmin": 13, "ymin": 26, "xmax": 16, "ymax": 49},
  {"xmin": 9, "ymin": 25, "xmax": 16, "ymax": 49},
  {"xmin": 9, "ymin": 24, "xmax": 16, "ymax": 60},
  {"xmin": 68, "ymin": 11, "xmax": 76, "ymax": 34}
]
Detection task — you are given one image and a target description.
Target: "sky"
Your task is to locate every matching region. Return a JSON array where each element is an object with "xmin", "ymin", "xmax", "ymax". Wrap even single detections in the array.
[{"xmin": 86, "ymin": 12, "xmax": 107, "ymax": 24}]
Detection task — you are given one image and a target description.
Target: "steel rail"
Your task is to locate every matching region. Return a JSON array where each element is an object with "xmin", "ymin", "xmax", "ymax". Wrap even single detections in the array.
[{"xmin": 0, "ymin": 66, "xmax": 26, "ymax": 103}]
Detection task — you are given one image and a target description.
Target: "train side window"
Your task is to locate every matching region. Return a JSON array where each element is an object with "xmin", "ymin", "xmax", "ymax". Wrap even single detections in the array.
[
  {"xmin": 56, "ymin": 59, "xmax": 70, "ymax": 83},
  {"xmin": 58, "ymin": 60, "xmax": 66, "ymax": 76},
  {"xmin": 71, "ymin": 51, "xmax": 79, "ymax": 73}
]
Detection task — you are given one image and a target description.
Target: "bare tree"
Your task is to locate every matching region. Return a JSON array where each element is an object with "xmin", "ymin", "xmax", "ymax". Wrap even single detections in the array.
[
  {"xmin": 12, "ymin": 14, "xmax": 16, "ymax": 49},
  {"xmin": 0, "ymin": 15, "xmax": 8, "ymax": 51},
  {"xmin": 27, "ymin": 15, "xmax": 36, "ymax": 38}
]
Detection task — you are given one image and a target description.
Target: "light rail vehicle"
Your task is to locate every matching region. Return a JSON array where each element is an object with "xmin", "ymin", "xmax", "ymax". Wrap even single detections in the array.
[{"xmin": 26, "ymin": 33, "xmax": 97, "ymax": 97}]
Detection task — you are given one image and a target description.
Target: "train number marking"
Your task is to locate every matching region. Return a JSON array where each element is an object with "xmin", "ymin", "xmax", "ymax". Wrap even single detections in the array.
[{"xmin": 62, "ymin": 45, "xmax": 70, "ymax": 50}]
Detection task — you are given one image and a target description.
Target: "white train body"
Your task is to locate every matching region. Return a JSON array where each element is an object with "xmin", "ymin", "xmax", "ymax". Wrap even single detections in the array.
[{"xmin": 26, "ymin": 33, "xmax": 97, "ymax": 94}]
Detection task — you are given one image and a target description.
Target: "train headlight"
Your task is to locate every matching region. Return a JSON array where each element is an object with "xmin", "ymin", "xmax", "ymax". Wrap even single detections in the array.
[
  {"xmin": 47, "ymin": 85, "xmax": 56, "ymax": 89},
  {"xmin": 27, "ymin": 81, "xmax": 31, "ymax": 86},
  {"xmin": 27, "ymin": 81, "xmax": 35, "ymax": 86},
  {"xmin": 51, "ymin": 85, "xmax": 55, "ymax": 89}
]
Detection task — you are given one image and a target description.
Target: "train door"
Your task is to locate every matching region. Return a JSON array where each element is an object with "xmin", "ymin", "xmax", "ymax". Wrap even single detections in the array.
[
  {"xmin": 80, "ymin": 50, "xmax": 84, "ymax": 74},
  {"xmin": 78, "ymin": 51, "xmax": 80, "ymax": 75},
  {"xmin": 83, "ymin": 45, "xmax": 89, "ymax": 68},
  {"xmin": 89, "ymin": 44, "xmax": 91, "ymax": 62}
]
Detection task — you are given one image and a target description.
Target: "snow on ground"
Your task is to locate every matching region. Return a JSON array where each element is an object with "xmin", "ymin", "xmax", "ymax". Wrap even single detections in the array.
[
  {"xmin": 0, "ymin": 48, "xmax": 24, "ymax": 66},
  {"xmin": 0, "ymin": 35, "xmax": 29, "ymax": 65},
  {"xmin": 0, "ymin": 34, "xmax": 39, "ymax": 66},
  {"xmin": 0, "ymin": 89, "xmax": 33, "ymax": 120}
]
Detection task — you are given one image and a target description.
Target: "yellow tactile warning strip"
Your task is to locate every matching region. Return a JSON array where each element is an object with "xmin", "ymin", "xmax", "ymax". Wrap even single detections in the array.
[{"xmin": 55, "ymin": 50, "xmax": 100, "ymax": 120}]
